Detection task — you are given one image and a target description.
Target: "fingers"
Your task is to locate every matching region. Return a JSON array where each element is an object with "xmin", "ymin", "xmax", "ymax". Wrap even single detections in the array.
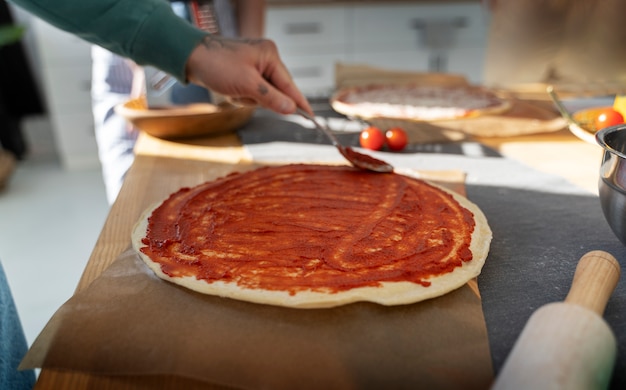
[
  {"xmin": 226, "ymin": 74, "xmax": 297, "ymax": 114},
  {"xmin": 185, "ymin": 36, "xmax": 312, "ymax": 115},
  {"xmin": 253, "ymin": 78, "xmax": 297, "ymax": 114},
  {"xmin": 254, "ymin": 80, "xmax": 311, "ymax": 115},
  {"xmin": 263, "ymin": 59, "xmax": 313, "ymax": 115},
  {"xmin": 235, "ymin": 40, "xmax": 311, "ymax": 115}
]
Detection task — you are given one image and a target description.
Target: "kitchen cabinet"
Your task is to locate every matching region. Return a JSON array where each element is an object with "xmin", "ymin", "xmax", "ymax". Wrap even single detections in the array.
[
  {"xmin": 266, "ymin": 2, "xmax": 489, "ymax": 96},
  {"xmin": 265, "ymin": 6, "xmax": 351, "ymax": 96}
]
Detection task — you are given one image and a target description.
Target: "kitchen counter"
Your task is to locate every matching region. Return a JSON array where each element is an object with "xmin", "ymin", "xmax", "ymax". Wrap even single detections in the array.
[
  {"xmin": 30, "ymin": 102, "xmax": 625, "ymax": 389},
  {"xmin": 477, "ymin": 128, "xmax": 602, "ymax": 194}
]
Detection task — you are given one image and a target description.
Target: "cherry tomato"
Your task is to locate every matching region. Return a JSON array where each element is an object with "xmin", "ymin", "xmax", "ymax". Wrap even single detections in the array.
[
  {"xmin": 594, "ymin": 108, "xmax": 624, "ymax": 130},
  {"xmin": 385, "ymin": 127, "xmax": 408, "ymax": 151},
  {"xmin": 359, "ymin": 126, "xmax": 385, "ymax": 150}
]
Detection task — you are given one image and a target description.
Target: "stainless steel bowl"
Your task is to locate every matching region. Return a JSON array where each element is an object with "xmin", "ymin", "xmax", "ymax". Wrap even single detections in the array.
[{"xmin": 596, "ymin": 124, "xmax": 626, "ymax": 246}]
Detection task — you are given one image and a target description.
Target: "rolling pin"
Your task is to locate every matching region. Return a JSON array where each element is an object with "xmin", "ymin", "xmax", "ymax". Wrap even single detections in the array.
[{"xmin": 492, "ymin": 250, "xmax": 621, "ymax": 390}]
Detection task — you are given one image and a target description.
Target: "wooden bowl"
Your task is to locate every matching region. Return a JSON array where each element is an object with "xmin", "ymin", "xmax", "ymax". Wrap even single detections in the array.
[{"xmin": 115, "ymin": 98, "xmax": 255, "ymax": 139}]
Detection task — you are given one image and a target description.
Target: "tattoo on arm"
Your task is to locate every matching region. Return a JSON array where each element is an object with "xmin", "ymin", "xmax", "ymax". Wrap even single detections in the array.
[
  {"xmin": 201, "ymin": 34, "xmax": 225, "ymax": 49},
  {"xmin": 201, "ymin": 35, "xmax": 264, "ymax": 51}
]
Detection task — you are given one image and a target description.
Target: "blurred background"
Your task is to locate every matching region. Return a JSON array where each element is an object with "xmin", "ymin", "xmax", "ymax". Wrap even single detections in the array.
[
  {"xmin": 2, "ymin": 0, "xmax": 494, "ymax": 172},
  {"xmin": 1, "ymin": 0, "xmax": 625, "ymax": 348}
]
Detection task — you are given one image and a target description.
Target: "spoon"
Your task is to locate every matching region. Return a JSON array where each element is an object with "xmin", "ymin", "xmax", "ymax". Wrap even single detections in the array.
[
  {"xmin": 547, "ymin": 85, "xmax": 582, "ymax": 127},
  {"xmin": 296, "ymin": 108, "xmax": 394, "ymax": 173},
  {"xmin": 547, "ymin": 85, "xmax": 598, "ymax": 144}
]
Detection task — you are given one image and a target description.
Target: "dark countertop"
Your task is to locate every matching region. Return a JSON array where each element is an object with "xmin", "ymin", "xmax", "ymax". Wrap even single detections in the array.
[{"xmin": 239, "ymin": 107, "xmax": 626, "ymax": 388}]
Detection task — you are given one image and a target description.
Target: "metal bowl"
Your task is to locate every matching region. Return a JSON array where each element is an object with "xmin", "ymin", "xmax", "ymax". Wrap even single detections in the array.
[{"xmin": 596, "ymin": 124, "xmax": 626, "ymax": 246}]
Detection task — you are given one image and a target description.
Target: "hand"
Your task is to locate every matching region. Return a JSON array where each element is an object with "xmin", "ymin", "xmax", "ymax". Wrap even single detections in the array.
[{"xmin": 185, "ymin": 35, "xmax": 312, "ymax": 115}]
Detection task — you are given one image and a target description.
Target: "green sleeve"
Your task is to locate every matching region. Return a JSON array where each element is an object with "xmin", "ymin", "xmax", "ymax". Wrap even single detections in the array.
[{"xmin": 7, "ymin": 0, "xmax": 208, "ymax": 81}]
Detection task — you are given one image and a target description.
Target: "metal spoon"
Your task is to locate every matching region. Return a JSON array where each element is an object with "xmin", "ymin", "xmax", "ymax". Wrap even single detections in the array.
[
  {"xmin": 547, "ymin": 85, "xmax": 598, "ymax": 144},
  {"xmin": 547, "ymin": 85, "xmax": 582, "ymax": 127},
  {"xmin": 296, "ymin": 108, "xmax": 394, "ymax": 173}
]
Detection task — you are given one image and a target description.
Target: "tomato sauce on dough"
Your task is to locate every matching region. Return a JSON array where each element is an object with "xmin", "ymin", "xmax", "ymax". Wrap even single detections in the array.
[{"xmin": 140, "ymin": 164, "xmax": 475, "ymax": 295}]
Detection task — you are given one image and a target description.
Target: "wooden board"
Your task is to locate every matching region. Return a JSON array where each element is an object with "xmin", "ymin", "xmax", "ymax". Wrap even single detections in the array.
[{"xmin": 332, "ymin": 64, "xmax": 567, "ymax": 142}]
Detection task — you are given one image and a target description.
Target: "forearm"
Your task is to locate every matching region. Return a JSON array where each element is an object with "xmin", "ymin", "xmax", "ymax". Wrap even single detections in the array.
[
  {"xmin": 10, "ymin": 0, "xmax": 310, "ymax": 115},
  {"xmin": 7, "ymin": 0, "xmax": 207, "ymax": 81}
]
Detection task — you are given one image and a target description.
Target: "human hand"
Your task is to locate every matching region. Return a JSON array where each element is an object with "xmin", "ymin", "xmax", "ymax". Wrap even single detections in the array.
[{"xmin": 185, "ymin": 35, "xmax": 312, "ymax": 115}]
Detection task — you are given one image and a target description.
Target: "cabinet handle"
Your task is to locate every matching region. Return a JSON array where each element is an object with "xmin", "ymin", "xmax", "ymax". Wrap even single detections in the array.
[
  {"xmin": 80, "ymin": 80, "xmax": 92, "ymax": 91},
  {"xmin": 410, "ymin": 17, "xmax": 467, "ymax": 31},
  {"xmin": 291, "ymin": 66, "xmax": 322, "ymax": 79},
  {"xmin": 410, "ymin": 17, "xmax": 467, "ymax": 50},
  {"xmin": 285, "ymin": 22, "xmax": 321, "ymax": 35}
]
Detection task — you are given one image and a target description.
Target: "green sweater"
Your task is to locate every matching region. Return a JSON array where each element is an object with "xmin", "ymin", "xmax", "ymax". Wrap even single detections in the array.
[{"xmin": 8, "ymin": 0, "xmax": 208, "ymax": 82}]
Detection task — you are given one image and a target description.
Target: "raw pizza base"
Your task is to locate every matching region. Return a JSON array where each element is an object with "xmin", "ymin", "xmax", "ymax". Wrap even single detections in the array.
[
  {"xmin": 132, "ymin": 169, "xmax": 492, "ymax": 309},
  {"xmin": 331, "ymin": 83, "xmax": 512, "ymax": 121}
]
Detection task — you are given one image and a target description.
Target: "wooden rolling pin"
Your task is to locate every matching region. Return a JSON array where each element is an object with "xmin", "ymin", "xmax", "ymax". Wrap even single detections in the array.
[{"xmin": 492, "ymin": 250, "xmax": 621, "ymax": 390}]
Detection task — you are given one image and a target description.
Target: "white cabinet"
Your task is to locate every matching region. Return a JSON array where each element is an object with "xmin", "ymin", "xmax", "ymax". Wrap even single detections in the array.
[
  {"xmin": 350, "ymin": 3, "xmax": 489, "ymax": 80},
  {"xmin": 31, "ymin": 19, "xmax": 99, "ymax": 170},
  {"xmin": 266, "ymin": 2, "xmax": 490, "ymax": 95},
  {"xmin": 266, "ymin": 6, "xmax": 351, "ymax": 96},
  {"xmin": 266, "ymin": 6, "xmax": 350, "ymax": 51}
]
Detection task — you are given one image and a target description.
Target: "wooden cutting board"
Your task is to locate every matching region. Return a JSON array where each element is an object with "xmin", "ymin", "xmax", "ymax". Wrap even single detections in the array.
[{"xmin": 24, "ymin": 160, "xmax": 493, "ymax": 390}]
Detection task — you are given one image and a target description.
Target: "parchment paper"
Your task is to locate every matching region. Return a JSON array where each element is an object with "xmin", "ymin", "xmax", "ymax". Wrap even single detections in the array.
[{"xmin": 21, "ymin": 175, "xmax": 493, "ymax": 390}]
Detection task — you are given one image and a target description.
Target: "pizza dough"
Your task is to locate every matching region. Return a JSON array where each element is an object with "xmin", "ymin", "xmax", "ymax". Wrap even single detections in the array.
[
  {"xmin": 132, "ymin": 164, "xmax": 492, "ymax": 308},
  {"xmin": 331, "ymin": 83, "xmax": 511, "ymax": 121}
]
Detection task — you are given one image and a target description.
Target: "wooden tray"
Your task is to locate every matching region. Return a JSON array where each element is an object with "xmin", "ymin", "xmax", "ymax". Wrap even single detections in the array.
[{"xmin": 332, "ymin": 64, "xmax": 566, "ymax": 142}]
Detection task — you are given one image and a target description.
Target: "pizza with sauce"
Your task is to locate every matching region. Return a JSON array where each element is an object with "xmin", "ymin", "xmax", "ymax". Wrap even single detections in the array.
[
  {"xmin": 331, "ymin": 83, "xmax": 511, "ymax": 121},
  {"xmin": 132, "ymin": 164, "xmax": 492, "ymax": 308}
]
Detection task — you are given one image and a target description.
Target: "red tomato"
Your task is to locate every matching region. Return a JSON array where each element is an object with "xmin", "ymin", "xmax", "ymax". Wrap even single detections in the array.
[
  {"xmin": 359, "ymin": 126, "xmax": 385, "ymax": 150},
  {"xmin": 385, "ymin": 127, "xmax": 408, "ymax": 151},
  {"xmin": 594, "ymin": 108, "xmax": 624, "ymax": 130}
]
